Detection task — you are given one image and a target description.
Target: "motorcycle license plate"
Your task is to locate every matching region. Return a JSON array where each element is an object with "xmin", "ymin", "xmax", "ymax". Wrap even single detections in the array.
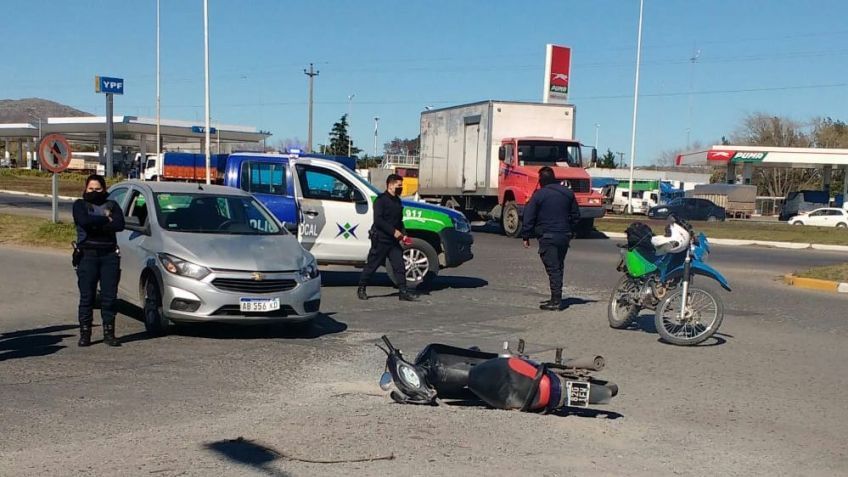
[
  {"xmin": 566, "ymin": 381, "xmax": 591, "ymax": 408},
  {"xmin": 239, "ymin": 298, "xmax": 280, "ymax": 312}
]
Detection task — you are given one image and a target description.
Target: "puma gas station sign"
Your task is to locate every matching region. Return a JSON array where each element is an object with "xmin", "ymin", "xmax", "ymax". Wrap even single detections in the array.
[
  {"xmin": 543, "ymin": 44, "xmax": 571, "ymax": 104},
  {"xmin": 706, "ymin": 150, "xmax": 769, "ymax": 163}
]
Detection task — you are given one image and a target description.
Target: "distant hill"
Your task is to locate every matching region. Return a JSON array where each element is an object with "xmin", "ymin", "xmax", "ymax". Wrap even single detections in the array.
[{"xmin": 0, "ymin": 98, "xmax": 91, "ymax": 123}]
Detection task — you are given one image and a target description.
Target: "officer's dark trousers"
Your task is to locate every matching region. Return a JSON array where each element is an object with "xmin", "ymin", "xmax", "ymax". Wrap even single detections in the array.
[
  {"xmin": 77, "ymin": 249, "xmax": 121, "ymax": 326},
  {"xmin": 538, "ymin": 233, "xmax": 570, "ymax": 303},
  {"xmin": 359, "ymin": 237, "xmax": 407, "ymax": 291}
]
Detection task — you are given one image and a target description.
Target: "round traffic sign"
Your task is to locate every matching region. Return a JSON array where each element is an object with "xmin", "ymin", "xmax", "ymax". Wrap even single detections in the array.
[{"xmin": 38, "ymin": 134, "xmax": 73, "ymax": 173}]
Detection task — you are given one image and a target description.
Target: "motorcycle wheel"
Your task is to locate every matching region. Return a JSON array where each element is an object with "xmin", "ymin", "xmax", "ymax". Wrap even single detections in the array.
[
  {"xmin": 655, "ymin": 283, "xmax": 724, "ymax": 346},
  {"xmin": 608, "ymin": 276, "xmax": 641, "ymax": 329}
]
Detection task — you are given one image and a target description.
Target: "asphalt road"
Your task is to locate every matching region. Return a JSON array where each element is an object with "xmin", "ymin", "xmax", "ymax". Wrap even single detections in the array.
[
  {"xmin": 1, "ymin": 229, "xmax": 847, "ymax": 476},
  {"xmin": 0, "ymin": 191, "xmax": 74, "ymax": 221}
]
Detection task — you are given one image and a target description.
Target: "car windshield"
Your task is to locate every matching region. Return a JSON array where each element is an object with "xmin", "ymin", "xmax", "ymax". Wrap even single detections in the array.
[
  {"xmin": 155, "ymin": 193, "xmax": 283, "ymax": 235},
  {"xmin": 517, "ymin": 141, "xmax": 582, "ymax": 167}
]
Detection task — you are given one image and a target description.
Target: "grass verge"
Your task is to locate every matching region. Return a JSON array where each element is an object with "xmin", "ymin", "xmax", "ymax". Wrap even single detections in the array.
[
  {"xmin": 595, "ymin": 218, "xmax": 848, "ymax": 246},
  {"xmin": 0, "ymin": 168, "xmax": 122, "ymax": 197},
  {"xmin": 795, "ymin": 263, "xmax": 848, "ymax": 282},
  {"xmin": 0, "ymin": 213, "xmax": 75, "ymax": 249}
]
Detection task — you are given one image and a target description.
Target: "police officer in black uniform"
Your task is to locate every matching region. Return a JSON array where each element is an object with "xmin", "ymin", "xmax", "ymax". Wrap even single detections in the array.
[
  {"xmin": 521, "ymin": 166, "xmax": 581, "ymax": 311},
  {"xmin": 357, "ymin": 174, "xmax": 418, "ymax": 302},
  {"xmin": 73, "ymin": 174, "xmax": 125, "ymax": 346}
]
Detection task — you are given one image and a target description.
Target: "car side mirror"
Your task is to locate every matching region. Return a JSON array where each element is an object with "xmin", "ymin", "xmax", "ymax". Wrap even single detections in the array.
[
  {"xmin": 353, "ymin": 189, "xmax": 368, "ymax": 205},
  {"xmin": 124, "ymin": 216, "xmax": 149, "ymax": 235},
  {"xmin": 283, "ymin": 221, "xmax": 298, "ymax": 234},
  {"xmin": 498, "ymin": 146, "xmax": 506, "ymax": 161}
]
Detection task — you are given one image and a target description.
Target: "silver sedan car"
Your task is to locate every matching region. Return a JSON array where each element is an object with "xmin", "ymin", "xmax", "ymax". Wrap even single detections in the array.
[{"xmin": 107, "ymin": 181, "xmax": 320, "ymax": 335}]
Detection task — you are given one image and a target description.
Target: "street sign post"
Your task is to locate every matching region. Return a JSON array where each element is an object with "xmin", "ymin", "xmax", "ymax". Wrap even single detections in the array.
[
  {"xmin": 38, "ymin": 134, "xmax": 72, "ymax": 223},
  {"xmin": 95, "ymin": 75, "xmax": 124, "ymax": 178}
]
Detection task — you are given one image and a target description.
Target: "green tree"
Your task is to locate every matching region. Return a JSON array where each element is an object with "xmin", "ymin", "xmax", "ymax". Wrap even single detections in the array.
[
  {"xmin": 324, "ymin": 114, "xmax": 361, "ymax": 156},
  {"xmin": 598, "ymin": 149, "xmax": 617, "ymax": 168}
]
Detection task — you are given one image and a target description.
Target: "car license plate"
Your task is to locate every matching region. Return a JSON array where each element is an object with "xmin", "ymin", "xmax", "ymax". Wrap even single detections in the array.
[
  {"xmin": 565, "ymin": 381, "xmax": 591, "ymax": 408},
  {"xmin": 239, "ymin": 298, "xmax": 280, "ymax": 313}
]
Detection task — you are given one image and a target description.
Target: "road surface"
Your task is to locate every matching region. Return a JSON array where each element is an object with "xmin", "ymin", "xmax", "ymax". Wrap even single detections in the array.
[{"xmin": 1, "ymin": 230, "xmax": 846, "ymax": 476}]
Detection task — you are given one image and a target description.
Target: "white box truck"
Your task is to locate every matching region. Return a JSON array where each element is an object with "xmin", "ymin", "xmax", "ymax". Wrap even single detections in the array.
[{"xmin": 418, "ymin": 100, "xmax": 605, "ymax": 237}]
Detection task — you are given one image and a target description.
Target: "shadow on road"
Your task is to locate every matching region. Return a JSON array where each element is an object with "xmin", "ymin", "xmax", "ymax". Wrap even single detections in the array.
[
  {"xmin": 0, "ymin": 324, "xmax": 77, "ymax": 362},
  {"xmin": 160, "ymin": 313, "xmax": 346, "ymax": 341},
  {"xmin": 617, "ymin": 314, "xmax": 730, "ymax": 347},
  {"xmin": 320, "ymin": 270, "xmax": 488, "ymax": 292},
  {"xmin": 471, "ymin": 221, "xmax": 612, "ymax": 241},
  {"xmin": 204, "ymin": 437, "xmax": 291, "ymax": 477},
  {"xmin": 116, "ymin": 299, "xmax": 347, "ymax": 342}
]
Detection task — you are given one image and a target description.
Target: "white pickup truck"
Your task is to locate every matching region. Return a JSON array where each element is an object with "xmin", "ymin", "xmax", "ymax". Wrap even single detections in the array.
[{"xmin": 146, "ymin": 152, "xmax": 475, "ymax": 286}]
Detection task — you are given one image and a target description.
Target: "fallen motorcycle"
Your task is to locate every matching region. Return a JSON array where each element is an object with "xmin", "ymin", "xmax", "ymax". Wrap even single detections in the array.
[
  {"xmin": 608, "ymin": 214, "xmax": 732, "ymax": 345},
  {"xmin": 377, "ymin": 335, "xmax": 618, "ymax": 413}
]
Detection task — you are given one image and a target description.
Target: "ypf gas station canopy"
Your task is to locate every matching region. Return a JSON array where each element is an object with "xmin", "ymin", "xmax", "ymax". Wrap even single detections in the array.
[
  {"xmin": 0, "ymin": 115, "xmax": 270, "ymax": 151},
  {"xmin": 676, "ymin": 145, "xmax": 848, "ymax": 196}
]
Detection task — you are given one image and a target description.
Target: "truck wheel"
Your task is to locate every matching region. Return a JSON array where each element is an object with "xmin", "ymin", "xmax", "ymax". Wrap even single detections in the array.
[
  {"xmin": 387, "ymin": 238, "xmax": 439, "ymax": 288},
  {"xmin": 501, "ymin": 201, "xmax": 521, "ymax": 238},
  {"xmin": 575, "ymin": 219, "xmax": 594, "ymax": 238}
]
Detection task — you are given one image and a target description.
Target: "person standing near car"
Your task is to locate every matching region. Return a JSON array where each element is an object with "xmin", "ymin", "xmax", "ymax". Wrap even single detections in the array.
[
  {"xmin": 357, "ymin": 174, "xmax": 418, "ymax": 302},
  {"xmin": 73, "ymin": 174, "xmax": 125, "ymax": 346},
  {"xmin": 521, "ymin": 166, "xmax": 581, "ymax": 311}
]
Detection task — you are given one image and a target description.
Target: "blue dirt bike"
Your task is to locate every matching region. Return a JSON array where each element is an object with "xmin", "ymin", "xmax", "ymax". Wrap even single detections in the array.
[{"xmin": 607, "ymin": 217, "xmax": 732, "ymax": 346}]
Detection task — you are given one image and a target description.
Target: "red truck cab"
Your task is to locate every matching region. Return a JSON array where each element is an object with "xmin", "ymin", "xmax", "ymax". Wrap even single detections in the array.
[{"xmin": 497, "ymin": 137, "xmax": 605, "ymax": 237}]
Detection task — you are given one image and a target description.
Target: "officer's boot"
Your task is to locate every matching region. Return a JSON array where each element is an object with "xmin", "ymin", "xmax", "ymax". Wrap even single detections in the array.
[
  {"xmin": 357, "ymin": 285, "xmax": 368, "ymax": 300},
  {"xmin": 540, "ymin": 295, "xmax": 562, "ymax": 311},
  {"xmin": 103, "ymin": 324, "xmax": 121, "ymax": 347},
  {"xmin": 78, "ymin": 324, "xmax": 92, "ymax": 347},
  {"xmin": 398, "ymin": 288, "xmax": 419, "ymax": 302}
]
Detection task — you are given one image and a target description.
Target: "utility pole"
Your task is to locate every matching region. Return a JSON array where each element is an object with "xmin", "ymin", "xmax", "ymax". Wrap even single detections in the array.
[
  {"xmin": 304, "ymin": 63, "xmax": 319, "ymax": 152},
  {"xmin": 347, "ymin": 94, "xmax": 355, "ymax": 157},
  {"xmin": 626, "ymin": 0, "xmax": 644, "ymax": 214},
  {"xmin": 203, "ymin": 0, "xmax": 211, "ymax": 185},
  {"xmin": 373, "ymin": 116, "xmax": 380, "ymax": 158},
  {"xmin": 155, "ymin": 0, "xmax": 161, "ymax": 181},
  {"xmin": 686, "ymin": 46, "xmax": 701, "ymax": 149},
  {"xmin": 616, "ymin": 151, "xmax": 625, "ymax": 168},
  {"xmin": 594, "ymin": 123, "xmax": 600, "ymax": 150}
]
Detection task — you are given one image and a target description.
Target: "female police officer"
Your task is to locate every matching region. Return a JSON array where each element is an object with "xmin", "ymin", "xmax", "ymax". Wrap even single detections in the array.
[{"xmin": 73, "ymin": 174, "xmax": 125, "ymax": 347}]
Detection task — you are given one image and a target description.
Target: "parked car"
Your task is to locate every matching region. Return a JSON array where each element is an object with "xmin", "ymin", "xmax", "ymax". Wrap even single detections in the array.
[
  {"xmin": 788, "ymin": 208, "xmax": 848, "ymax": 228},
  {"xmin": 107, "ymin": 181, "xmax": 321, "ymax": 335},
  {"xmin": 647, "ymin": 198, "xmax": 726, "ymax": 222}
]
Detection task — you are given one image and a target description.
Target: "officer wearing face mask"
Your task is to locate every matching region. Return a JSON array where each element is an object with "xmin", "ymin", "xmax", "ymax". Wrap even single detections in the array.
[
  {"xmin": 357, "ymin": 174, "xmax": 418, "ymax": 302},
  {"xmin": 72, "ymin": 175, "xmax": 125, "ymax": 347}
]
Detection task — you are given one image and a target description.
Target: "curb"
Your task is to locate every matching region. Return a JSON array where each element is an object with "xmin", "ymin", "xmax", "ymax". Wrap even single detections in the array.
[
  {"xmin": 784, "ymin": 274, "xmax": 848, "ymax": 293},
  {"xmin": 599, "ymin": 231, "xmax": 848, "ymax": 252},
  {"xmin": 0, "ymin": 189, "xmax": 76, "ymax": 201}
]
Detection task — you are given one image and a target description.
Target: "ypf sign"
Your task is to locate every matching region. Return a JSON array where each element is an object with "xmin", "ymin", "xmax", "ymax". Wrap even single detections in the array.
[
  {"xmin": 95, "ymin": 76, "xmax": 124, "ymax": 95},
  {"xmin": 543, "ymin": 44, "xmax": 572, "ymax": 104},
  {"xmin": 38, "ymin": 134, "xmax": 72, "ymax": 173}
]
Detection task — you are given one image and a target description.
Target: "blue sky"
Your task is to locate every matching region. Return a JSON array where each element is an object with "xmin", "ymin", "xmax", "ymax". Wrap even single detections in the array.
[{"xmin": 3, "ymin": 0, "xmax": 848, "ymax": 164}]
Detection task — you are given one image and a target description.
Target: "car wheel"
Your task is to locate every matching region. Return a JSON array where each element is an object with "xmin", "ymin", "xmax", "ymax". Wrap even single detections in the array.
[
  {"xmin": 707, "ymin": 215, "xmax": 718, "ymax": 222},
  {"xmin": 143, "ymin": 279, "xmax": 171, "ymax": 337},
  {"xmin": 793, "ymin": 221, "xmax": 804, "ymax": 226},
  {"xmin": 387, "ymin": 237, "xmax": 439, "ymax": 288},
  {"xmin": 837, "ymin": 222, "xmax": 848, "ymax": 228}
]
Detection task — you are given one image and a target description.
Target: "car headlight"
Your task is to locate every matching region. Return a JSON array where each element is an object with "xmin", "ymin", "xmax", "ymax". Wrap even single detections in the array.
[
  {"xmin": 453, "ymin": 216, "xmax": 471, "ymax": 233},
  {"xmin": 299, "ymin": 259, "xmax": 320, "ymax": 280},
  {"xmin": 157, "ymin": 253, "xmax": 211, "ymax": 280}
]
